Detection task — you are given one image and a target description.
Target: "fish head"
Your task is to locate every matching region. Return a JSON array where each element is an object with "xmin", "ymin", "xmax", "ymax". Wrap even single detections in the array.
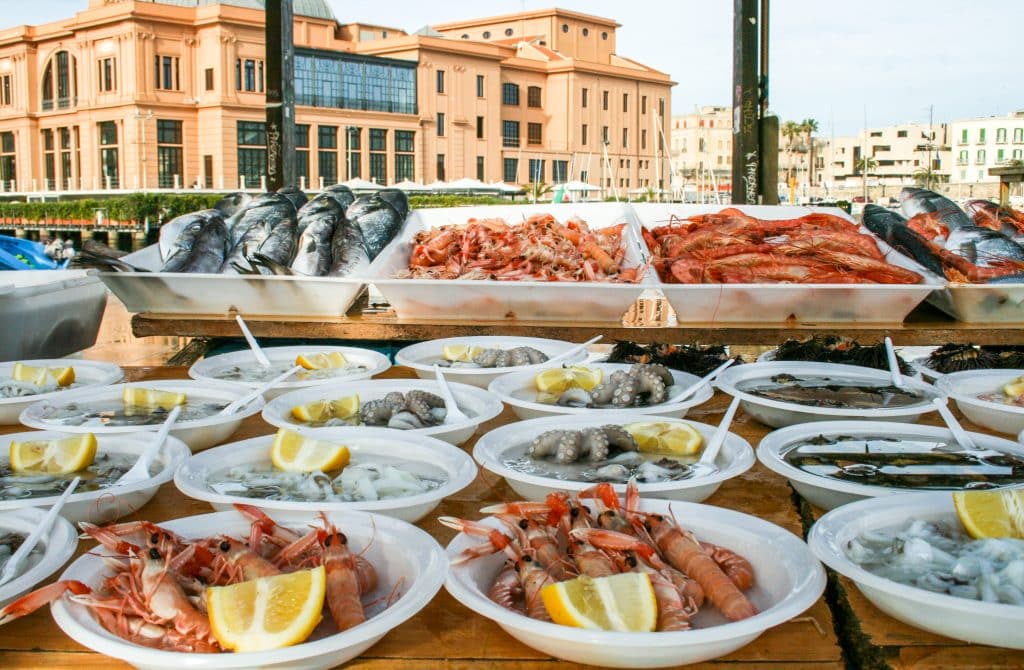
[
  {"xmin": 214, "ymin": 192, "xmax": 253, "ymax": 217},
  {"xmin": 277, "ymin": 185, "xmax": 309, "ymax": 210},
  {"xmin": 376, "ymin": 188, "xmax": 410, "ymax": 220}
]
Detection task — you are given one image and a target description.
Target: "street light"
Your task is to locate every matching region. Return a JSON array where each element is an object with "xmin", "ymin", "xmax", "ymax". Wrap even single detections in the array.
[
  {"xmin": 346, "ymin": 126, "xmax": 357, "ymax": 182},
  {"xmin": 134, "ymin": 109, "xmax": 153, "ymax": 190}
]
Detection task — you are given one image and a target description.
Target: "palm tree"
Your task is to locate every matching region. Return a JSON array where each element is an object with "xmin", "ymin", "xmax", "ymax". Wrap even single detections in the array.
[
  {"xmin": 781, "ymin": 120, "xmax": 801, "ymax": 183},
  {"xmin": 855, "ymin": 156, "xmax": 877, "ymax": 174},
  {"xmin": 800, "ymin": 118, "xmax": 819, "ymax": 186}
]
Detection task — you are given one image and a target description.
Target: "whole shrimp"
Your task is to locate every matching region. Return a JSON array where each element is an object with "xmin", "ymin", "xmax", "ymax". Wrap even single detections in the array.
[{"xmin": 319, "ymin": 526, "xmax": 366, "ymax": 632}]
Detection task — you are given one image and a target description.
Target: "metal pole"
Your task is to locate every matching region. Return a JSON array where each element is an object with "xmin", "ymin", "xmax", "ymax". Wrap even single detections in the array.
[
  {"xmin": 265, "ymin": 0, "xmax": 296, "ymax": 190},
  {"xmin": 731, "ymin": 0, "xmax": 760, "ymax": 204}
]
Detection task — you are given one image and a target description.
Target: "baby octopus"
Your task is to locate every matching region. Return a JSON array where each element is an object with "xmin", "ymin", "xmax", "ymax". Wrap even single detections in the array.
[
  {"xmin": 360, "ymin": 390, "xmax": 447, "ymax": 429},
  {"xmin": 563, "ymin": 363, "xmax": 675, "ymax": 408},
  {"xmin": 529, "ymin": 425, "xmax": 638, "ymax": 464},
  {"xmin": 472, "ymin": 346, "xmax": 549, "ymax": 368}
]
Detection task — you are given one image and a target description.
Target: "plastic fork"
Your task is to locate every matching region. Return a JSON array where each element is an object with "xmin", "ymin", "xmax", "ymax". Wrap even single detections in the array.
[
  {"xmin": 546, "ymin": 335, "xmax": 604, "ymax": 365},
  {"xmin": 235, "ymin": 314, "xmax": 271, "ymax": 368},
  {"xmin": 434, "ymin": 365, "xmax": 469, "ymax": 423},
  {"xmin": 698, "ymin": 396, "xmax": 742, "ymax": 468},
  {"xmin": 932, "ymin": 397, "xmax": 980, "ymax": 452},
  {"xmin": 0, "ymin": 477, "xmax": 80, "ymax": 588},
  {"xmin": 676, "ymin": 358, "xmax": 735, "ymax": 405},
  {"xmin": 884, "ymin": 337, "xmax": 905, "ymax": 389},
  {"xmin": 114, "ymin": 405, "xmax": 181, "ymax": 486},
  {"xmin": 219, "ymin": 365, "xmax": 303, "ymax": 415}
]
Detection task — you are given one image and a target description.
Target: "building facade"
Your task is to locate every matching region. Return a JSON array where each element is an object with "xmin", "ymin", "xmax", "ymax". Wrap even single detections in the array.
[
  {"xmin": 668, "ymin": 105, "xmax": 732, "ymax": 198},
  {"xmin": 0, "ymin": 1, "xmax": 674, "ymax": 195},
  {"xmin": 948, "ymin": 112, "xmax": 1024, "ymax": 186}
]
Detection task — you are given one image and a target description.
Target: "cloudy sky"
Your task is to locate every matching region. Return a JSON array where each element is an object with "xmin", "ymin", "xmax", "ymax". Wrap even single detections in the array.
[{"xmin": 14, "ymin": 0, "xmax": 1021, "ymax": 136}]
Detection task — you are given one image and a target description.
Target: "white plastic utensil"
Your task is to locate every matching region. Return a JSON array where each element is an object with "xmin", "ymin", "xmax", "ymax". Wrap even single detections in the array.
[
  {"xmin": 932, "ymin": 397, "xmax": 980, "ymax": 451},
  {"xmin": 699, "ymin": 396, "xmax": 742, "ymax": 467},
  {"xmin": 0, "ymin": 476, "xmax": 80, "ymax": 587},
  {"xmin": 884, "ymin": 337, "xmax": 904, "ymax": 389},
  {"xmin": 434, "ymin": 365, "xmax": 469, "ymax": 423},
  {"xmin": 681, "ymin": 358, "xmax": 735, "ymax": 404},
  {"xmin": 546, "ymin": 335, "xmax": 603, "ymax": 365},
  {"xmin": 114, "ymin": 405, "xmax": 181, "ymax": 486},
  {"xmin": 219, "ymin": 365, "xmax": 302, "ymax": 415},
  {"xmin": 235, "ymin": 314, "xmax": 271, "ymax": 368}
]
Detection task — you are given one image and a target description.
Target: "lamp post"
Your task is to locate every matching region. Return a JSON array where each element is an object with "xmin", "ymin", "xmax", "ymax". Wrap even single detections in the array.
[
  {"xmin": 346, "ymin": 126, "xmax": 356, "ymax": 182},
  {"xmin": 134, "ymin": 109, "xmax": 153, "ymax": 191}
]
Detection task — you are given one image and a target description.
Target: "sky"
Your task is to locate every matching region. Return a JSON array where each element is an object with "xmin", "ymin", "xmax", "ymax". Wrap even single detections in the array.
[{"xmin": 12, "ymin": 0, "xmax": 1022, "ymax": 136}]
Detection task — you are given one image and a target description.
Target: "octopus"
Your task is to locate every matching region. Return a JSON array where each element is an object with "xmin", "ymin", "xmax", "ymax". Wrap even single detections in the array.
[
  {"xmin": 557, "ymin": 363, "xmax": 675, "ymax": 408},
  {"xmin": 471, "ymin": 346, "xmax": 549, "ymax": 368},
  {"xmin": 360, "ymin": 390, "xmax": 448, "ymax": 429},
  {"xmin": 528, "ymin": 425, "xmax": 638, "ymax": 464}
]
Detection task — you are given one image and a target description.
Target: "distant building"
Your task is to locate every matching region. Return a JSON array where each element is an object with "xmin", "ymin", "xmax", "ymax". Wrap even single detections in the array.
[
  {"xmin": 669, "ymin": 105, "xmax": 732, "ymax": 198},
  {"xmin": 948, "ymin": 112, "xmax": 1024, "ymax": 185},
  {"xmin": 0, "ymin": 1, "xmax": 674, "ymax": 194}
]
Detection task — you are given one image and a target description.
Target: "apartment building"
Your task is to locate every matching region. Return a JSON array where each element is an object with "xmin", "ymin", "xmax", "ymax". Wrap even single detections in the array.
[
  {"xmin": 669, "ymin": 105, "xmax": 732, "ymax": 195},
  {"xmin": 0, "ymin": 1, "xmax": 674, "ymax": 194},
  {"xmin": 948, "ymin": 112, "xmax": 1024, "ymax": 185}
]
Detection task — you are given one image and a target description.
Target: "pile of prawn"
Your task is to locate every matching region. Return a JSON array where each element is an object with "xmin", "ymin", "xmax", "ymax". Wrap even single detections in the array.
[
  {"xmin": 0, "ymin": 504, "xmax": 390, "ymax": 653},
  {"xmin": 441, "ymin": 480, "xmax": 757, "ymax": 631},
  {"xmin": 645, "ymin": 207, "xmax": 922, "ymax": 285},
  {"xmin": 399, "ymin": 214, "xmax": 643, "ymax": 282}
]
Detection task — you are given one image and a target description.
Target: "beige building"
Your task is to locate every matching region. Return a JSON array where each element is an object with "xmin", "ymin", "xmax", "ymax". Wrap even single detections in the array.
[
  {"xmin": 949, "ymin": 112, "xmax": 1024, "ymax": 192},
  {"xmin": 0, "ymin": 1, "xmax": 673, "ymax": 195},
  {"xmin": 668, "ymin": 105, "xmax": 732, "ymax": 200}
]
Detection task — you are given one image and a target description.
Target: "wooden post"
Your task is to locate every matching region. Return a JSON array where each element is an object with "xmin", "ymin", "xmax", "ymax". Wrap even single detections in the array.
[
  {"xmin": 265, "ymin": 0, "xmax": 296, "ymax": 190},
  {"xmin": 731, "ymin": 0, "xmax": 760, "ymax": 204}
]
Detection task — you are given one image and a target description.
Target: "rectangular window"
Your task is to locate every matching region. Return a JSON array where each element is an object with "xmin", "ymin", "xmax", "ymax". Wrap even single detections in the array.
[
  {"xmin": 98, "ymin": 58, "xmax": 116, "ymax": 92},
  {"xmin": 0, "ymin": 131, "xmax": 15, "ymax": 187},
  {"xmin": 1014, "ymin": 149, "xmax": 1023, "ymax": 160},
  {"xmin": 527, "ymin": 86, "xmax": 541, "ymax": 108},
  {"xmin": 658, "ymin": 97, "xmax": 665, "ymax": 120},
  {"xmin": 552, "ymin": 160, "xmax": 567, "ymax": 183},
  {"xmin": 622, "ymin": 128, "xmax": 628, "ymax": 148},
  {"xmin": 622, "ymin": 93, "xmax": 628, "ymax": 113},
  {"xmin": 641, "ymin": 129, "xmax": 647, "ymax": 150},
  {"xmin": 502, "ymin": 82, "xmax": 520, "ymax": 106},
  {"xmin": 369, "ymin": 128, "xmax": 386, "ymax": 184},
  {"xmin": 476, "ymin": 116, "xmax": 484, "ymax": 139},
  {"xmin": 237, "ymin": 120, "xmax": 265, "ymax": 146},
  {"xmin": 394, "ymin": 129, "xmax": 413, "ymax": 181},
  {"xmin": 602, "ymin": 125, "xmax": 609, "ymax": 144},
  {"xmin": 961, "ymin": 128, "xmax": 968, "ymax": 143},
  {"xmin": 1015, "ymin": 128, "xmax": 1024, "ymax": 143},
  {"xmin": 436, "ymin": 69, "xmax": 445, "ymax": 94},
  {"xmin": 394, "ymin": 129, "xmax": 414, "ymax": 153},
  {"xmin": 476, "ymin": 74, "xmax": 484, "ymax": 98},
  {"xmin": 347, "ymin": 127, "xmax": 361, "ymax": 179},
  {"xmin": 203, "ymin": 155, "xmax": 214, "ymax": 188},
  {"xmin": 979, "ymin": 129, "xmax": 987, "ymax": 143},
  {"xmin": 581, "ymin": 88, "xmax": 588, "ymax": 108},
  {"xmin": 476, "ymin": 155, "xmax": 485, "ymax": 181},
  {"xmin": 237, "ymin": 121, "xmax": 266, "ymax": 188},
  {"xmin": 602, "ymin": 90, "xmax": 609, "ymax": 111},
  {"xmin": 437, "ymin": 112, "xmax": 445, "ymax": 137},
  {"xmin": 897, "ymin": 130, "xmax": 908, "ymax": 138},
  {"xmin": 997, "ymin": 128, "xmax": 1007, "ymax": 143},
  {"xmin": 156, "ymin": 119, "xmax": 183, "ymax": 188},
  {"xmin": 294, "ymin": 124, "xmax": 309, "ymax": 184},
  {"xmin": 155, "ymin": 55, "xmax": 179, "ymax": 90},
  {"xmin": 581, "ymin": 124, "xmax": 588, "ymax": 146},
  {"xmin": 205, "ymin": 68, "xmax": 214, "ymax": 91},
  {"xmin": 998, "ymin": 149, "xmax": 1005, "ymax": 162},
  {"xmin": 318, "ymin": 125, "xmax": 337, "ymax": 184},
  {"xmin": 369, "ymin": 128, "xmax": 386, "ymax": 152},
  {"xmin": 436, "ymin": 153, "xmax": 445, "ymax": 181},
  {"xmin": 294, "ymin": 53, "xmax": 416, "ymax": 115},
  {"xmin": 235, "ymin": 59, "xmax": 264, "ymax": 92},
  {"xmin": 977, "ymin": 149, "xmax": 986, "ymax": 164},
  {"xmin": 503, "ymin": 157, "xmax": 518, "ymax": 183},
  {"xmin": 0, "ymin": 75, "xmax": 11, "ymax": 106},
  {"xmin": 527, "ymin": 122, "xmax": 542, "ymax": 145},
  {"xmin": 98, "ymin": 121, "xmax": 118, "ymax": 188},
  {"xmin": 502, "ymin": 120, "xmax": 520, "ymax": 148},
  {"xmin": 318, "ymin": 125, "xmax": 337, "ymax": 149},
  {"xmin": 641, "ymin": 95, "xmax": 647, "ymax": 114},
  {"xmin": 528, "ymin": 158, "xmax": 544, "ymax": 183}
]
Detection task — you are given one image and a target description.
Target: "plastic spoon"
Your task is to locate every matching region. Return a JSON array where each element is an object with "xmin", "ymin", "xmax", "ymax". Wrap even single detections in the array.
[
  {"xmin": 0, "ymin": 476, "xmax": 80, "ymax": 588},
  {"xmin": 884, "ymin": 337, "xmax": 904, "ymax": 389},
  {"xmin": 933, "ymin": 397, "xmax": 980, "ymax": 452},
  {"xmin": 698, "ymin": 396, "xmax": 742, "ymax": 468},
  {"xmin": 114, "ymin": 405, "xmax": 181, "ymax": 486},
  {"xmin": 219, "ymin": 365, "xmax": 302, "ymax": 415},
  {"xmin": 235, "ymin": 315, "xmax": 271, "ymax": 368},
  {"xmin": 676, "ymin": 358, "xmax": 735, "ymax": 405},
  {"xmin": 434, "ymin": 365, "xmax": 469, "ymax": 423},
  {"xmin": 546, "ymin": 335, "xmax": 604, "ymax": 365}
]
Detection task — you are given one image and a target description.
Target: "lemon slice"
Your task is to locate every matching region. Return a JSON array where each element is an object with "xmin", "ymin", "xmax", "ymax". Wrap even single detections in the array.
[
  {"xmin": 208, "ymin": 565, "xmax": 326, "ymax": 652},
  {"xmin": 535, "ymin": 366, "xmax": 603, "ymax": 394},
  {"xmin": 49, "ymin": 366, "xmax": 75, "ymax": 387},
  {"xmin": 270, "ymin": 428, "xmax": 350, "ymax": 473},
  {"xmin": 1003, "ymin": 376, "xmax": 1024, "ymax": 398},
  {"xmin": 953, "ymin": 489, "xmax": 1024, "ymax": 539},
  {"xmin": 291, "ymin": 400, "xmax": 333, "ymax": 423},
  {"xmin": 329, "ymin": 394, "xmax": 360, "ymax": 420},
  {"xmin": 122, "ymin": 386, "xmax": 186, "ymax": 409},
  {"xmin": 12, "ymin": 363, "xmax": 49, "ymax": 386},
  {"xmin": 624, "ymin": 421, "xmax": 703, "ymax": 456},
  {"xmin": 568, "ymin": 366, "xmax": 603, "ymax": 392},
  {"xmin": 296, "ymin": 352, "xmax": 348, "ymax": 370},
  {"xmin": 10, "ymin": 433, "xmax": 97, "ymax": 474},
  {"xmin": 442, "ymin": 344, "xmax": 485, "ymax": 362},
  {"xmin": 541, "ymin": 572, "xmax": 656, "ymax": 632}
]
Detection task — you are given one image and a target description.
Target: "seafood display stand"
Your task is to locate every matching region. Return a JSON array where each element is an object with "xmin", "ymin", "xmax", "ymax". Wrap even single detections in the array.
[{"xmin": 4, "ymin": 362, "xmax": 1018, "ymax": 670}]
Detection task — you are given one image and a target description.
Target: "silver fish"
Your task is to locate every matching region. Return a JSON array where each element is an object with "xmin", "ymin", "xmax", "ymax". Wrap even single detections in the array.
[
  {"xmin": 946, "ymin": 226, "xmax": 1024, "ymax": 267},
  {"xmin": 899, "ymin": 187, "xmax": 974, "ymax": 231},
  {"xmin": 228, "ymin": 193, "xmax": 295, "ymax": 249},
  {"xmin": 253, "ymin": 214, "xmax": 299, "ymax": 272},
  {"xmin": 323, "ymin": 184, "xmax": 355, "ymax": 210},
  {"xmin": 222, "ymin": 219, "xmax": 271, "ymax": 273},
  {"xmin": 161, "ymin": 214, "xmax": 228, "ymax": 273},
  {"xmin": 277, "ymin": 185, "xmax": 309, "ymax": 211},
  {"xmin": 214, "ymin": 192, "xmax": 253, "ymax": 219},
  {"xmin": 292, "ymin": 195, "xmax": 342, "ymax": 276},
  {"xmin": 329, "ymin": 216, "xmax": 370, "ymax": 277},
  {"xmin": 377, "ymin": 188, "xmax": 410, "ymax": 221},
  {"xmin": 862, "ymin": 204, "xmax": 946, "ymax": 276},
  {"xmin": 158, "ymin": 209, "xmax": 222, "ymax": 262},
  {"xmin": 347, "ymin": 194, "xmax": 404, "ymax": 260}
]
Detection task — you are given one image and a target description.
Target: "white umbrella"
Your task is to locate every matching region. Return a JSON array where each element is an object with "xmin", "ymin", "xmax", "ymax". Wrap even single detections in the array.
[
  {"xmin": 440, "ymin": 178, "xmax": 501, "ymax": 193},
  {"xmin": 489, "ymin": 181, "xmax": 526, "ymax": 194},
  {"xmin": 557, "ymin": 180, "xmax": 601, "ymax": 192},
  {"xmin": 342, "ymin": 178, "xmax": 384, "ymax": 191},
  {"xmin": 392, "ymin": 180, "xmax": 432, "ymax": 192}
]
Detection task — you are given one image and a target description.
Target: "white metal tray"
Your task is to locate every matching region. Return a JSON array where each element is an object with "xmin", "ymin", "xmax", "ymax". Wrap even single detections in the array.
[
  {"xmin": 370, "ymin": 203, "xmax": 653, "ymax": 322},
  {"xmin": 631, "ymin": 204, "xmax": 945, "ymax": 324}
]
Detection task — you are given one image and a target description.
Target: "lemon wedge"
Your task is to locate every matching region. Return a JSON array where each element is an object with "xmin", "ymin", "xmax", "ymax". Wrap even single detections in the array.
[
  {"xmin": 541, "ymin": 572, "xmax": 656, "ymax": 632},
  {"xmin": 207, "ymin": 566, "xmax": 326, "ymax": 652},
  {"xmin": 10, "ymin": 433, "xmax": 97, "ymax": 474},
  {"xmin": 290, "ymin": 400, "xmax": 333, "ymax": 423},
  {"xmin": 12, "ymin": 363, "xmax": 49, "ymax": 386},
  {"xmin": 953, "ymin": 489, "xmax": 1024, "ymax": 539},
  {"xmin": 49, "ymin": 366, "xmax": 75, "ymax": 387},
  {"xmin": 329, "ymin": 394, "xmax": 360, "ymax": 421},
  {"xmin": 624, "ymin": 421, "xmax": 704, "ymax": 456},
  {"xmin": 270, "ymin": 428, "xmax": 350, "ymax": 473},
  {"xmin": 122, "ymin": 386, "xmax": 186, "ymax": 409},
  {"xmin": 1003, "ymin": 376, "xmax": 1024, "ymax": 399},
  {"xmin": 296, "ymin": 352, "xmax": 348, "ymax": 370},
  {"xmin": 442, "ymin": 344, "xmax": 484, "ymax": 362},
  {"xmin": 535, "ymin": 366, "xmax": 603, "ymax": 394}
]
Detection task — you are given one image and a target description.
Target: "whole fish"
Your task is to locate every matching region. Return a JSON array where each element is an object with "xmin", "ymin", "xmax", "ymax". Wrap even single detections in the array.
[
  {"xmin": 329, "ymin": 216, "xmax": 370, "ymax": 277},
  {"xmin": 323, "ymin": 184, "xmax": 355, "ymax": 210},
  {"xmin": 291, "ymin": 195, "xmax": 342, "ymax": 276},
  {"xmin": 899, "ymin": 187, "xmax": 973, "ymax": 231},
  {"xmin": 158, "ymin": 209, "xmax": 222, "ymax": 262},
  {"xmin": 228, "ymin": 193, "xmax": 295, "ymax": 250},
  {"xmin": 861, "ymin": 205, "xmax": 946, "ymax": 277},
  {"xmin": 346, "ymin": 194, "xmax": 404, "ymax": 260},
  {"xmin": 254, "ymin": 214, "xmax": 299, "ymax": 271},
  {"xmin": 964, "ymin": 199, "xmax": 1024, "ymax": 239},
  {"xmin": 945, "ymin": 226, "xmax": 1024, "ymax": 267},
  {"xmin": 225, "ymin": 191, "xmax": 274, "ymax": 232},
  {"xmin": 213, "ymin": 192, "xmax": 252, "ymax": 219},
  {"xmin": 222, "ymin": 218, "xmax": 271, "ymax": 273},
  {"xmin": 277, "ymin": 185, "xmax": 309, "ymax": 211},
  {"xmin": 161, "ymin": 214, "xmax": 228, "ymax": 273},
  {"xmin": 377, "ymin": 188, "xmax": 410, "ymax": 221}
]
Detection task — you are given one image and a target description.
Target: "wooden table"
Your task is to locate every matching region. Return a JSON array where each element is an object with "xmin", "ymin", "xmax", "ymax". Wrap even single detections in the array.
[
  {"xmin": 0, "ymin": 366, "xmax": 1017, "ymax": 669},
  {"xmin": 131, "ymin": 299, "xmax": 1024, "ymax": 346}
]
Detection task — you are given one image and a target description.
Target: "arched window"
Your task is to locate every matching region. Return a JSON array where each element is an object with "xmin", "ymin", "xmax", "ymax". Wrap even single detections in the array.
[{"xmin": 41, "ymin": 50, "xmax": 77, "ymax": 111}]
